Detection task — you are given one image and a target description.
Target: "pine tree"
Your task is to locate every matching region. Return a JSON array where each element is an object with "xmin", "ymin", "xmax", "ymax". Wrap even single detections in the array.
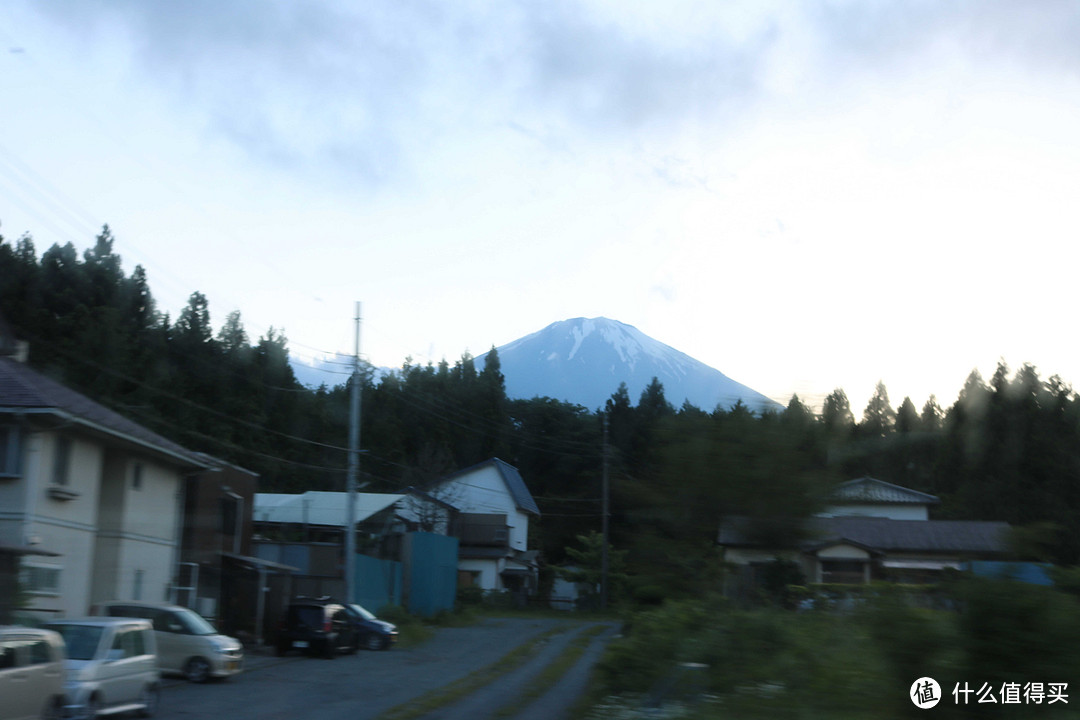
[
  {"xmin": 861, "ymin": 381, "xmax": 897, "ymax": 437},
  {"xmin": 822, "ymin": 388, "xmax": 854, "ymax": 433},
  {"xmin": 896, "ymin": 396, "xmax": 920, "ymax": 433},
  {"xmin": 920, "ymin": 395, "xmax": 943, "ymax": 432}
]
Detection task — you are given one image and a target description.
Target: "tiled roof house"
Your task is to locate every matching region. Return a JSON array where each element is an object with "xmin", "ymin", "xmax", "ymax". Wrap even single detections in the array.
[
  {"xmin": 0, "ymin": 355, "xmax": 207, "ymax": 617},
  {"xmin": 718, "ymin": 476, "xmax": 1010, "ymax": 586}
]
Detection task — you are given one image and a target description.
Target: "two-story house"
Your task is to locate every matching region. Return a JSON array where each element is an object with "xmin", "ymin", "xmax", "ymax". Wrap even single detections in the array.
[
  {"xmin": 435, "ymin": 458, "xmax": 541, "ymax": 595},
  {"xmin": 0, "ymin": 355, "xmax": 208, "ymax": 617}
]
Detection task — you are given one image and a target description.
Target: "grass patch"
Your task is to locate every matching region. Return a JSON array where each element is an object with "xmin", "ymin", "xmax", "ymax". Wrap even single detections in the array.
[
  {"xmin": 375, "ymin": 604, "xmax": 482, "ymax": 649},
  {"xmin": 491, "ymin": 624, "xmax": 610, "ymax": 719},
  {"xmin": 375, "ymin": 624, "xmax": 573, "ymax": 720}
]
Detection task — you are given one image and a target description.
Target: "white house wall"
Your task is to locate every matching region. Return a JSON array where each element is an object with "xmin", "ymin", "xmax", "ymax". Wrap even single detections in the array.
[
  {"xmin": 819, "ymin": 503, "xmax": 928, "ymax": 521},
  {"xmin": 4, "ymin": 429, "xmax": 183, "ymax": 617},
  {"xmin": 721, "ymin": 548, "xmax": 817, "ymax": 593},
  {"xmin": 19, "ymin": 431, "xmax": 105, "ymax": 617},
  {"xmin": 816, "ymin": 545, "xmax": 871, "ymax": 560},
  {"xmin": 458, "ymin": 558, "xmax": 502, "ymax": 591},
  {"xmin": 91, "ymin": 456, "xmax": 180, "ymax": 606},
  {"xmin": 448, "ymin": 465, "xmax": 529, "ymax": 552}
]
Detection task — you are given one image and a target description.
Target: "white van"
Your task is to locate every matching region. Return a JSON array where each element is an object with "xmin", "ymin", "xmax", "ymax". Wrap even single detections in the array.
[
  {"xmin": 0, "ymin": 626, "xmax": 66, "ymax": 720},
  {"xmin": 44, "ymin": 618, "xmax": 159, "ymax": 719},
  {"xmin": 92, "ymin": 601, "xmax": 243, "ymax": 682}
]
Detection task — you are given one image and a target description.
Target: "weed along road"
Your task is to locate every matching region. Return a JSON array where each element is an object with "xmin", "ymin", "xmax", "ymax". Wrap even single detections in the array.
[{"xmin": 154, "ymin": 617, "xmax": 619, "ymax": 720}]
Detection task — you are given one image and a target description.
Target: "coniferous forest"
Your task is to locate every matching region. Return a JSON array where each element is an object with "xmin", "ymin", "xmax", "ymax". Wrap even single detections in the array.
[{"xmin": 4, "ymin": 227, "xmax": 1080, "ymax": 599}]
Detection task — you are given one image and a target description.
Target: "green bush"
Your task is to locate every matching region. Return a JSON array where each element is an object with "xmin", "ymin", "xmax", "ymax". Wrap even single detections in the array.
[
  {"xmin": 957, "ymin": 576, "xmax": 1080, "ymax": 687},
  {"xmin": 587, "ymin": 579, "xmax": 1080, "ymax": 719},
  {"xmin": 456, "ymin": 586, "xmax": 485, "ymax": 607},
  {"xmin": 630, "ymin": 584, "xmax": 666, "ymax": 606},
  {"xmin": 596, "ymin": 598, "xmax": 718, "ymax": 694}
]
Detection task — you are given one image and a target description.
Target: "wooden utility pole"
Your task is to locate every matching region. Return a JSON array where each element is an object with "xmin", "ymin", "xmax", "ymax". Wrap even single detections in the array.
[
  {"xmin": 601, "ymin": 411, "xmax": 610, "ymax": 610},
  {"xmin": 345, "ymin": 302, "xmax": 362, "ymax": 605}
]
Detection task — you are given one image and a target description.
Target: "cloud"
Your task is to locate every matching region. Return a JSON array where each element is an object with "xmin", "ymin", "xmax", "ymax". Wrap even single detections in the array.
[
  {"xmin": 509, "ymin": 3, "xmax": 766, "ymax": 133},
  {"xmin": 23, "ymin": 0, "xmax": 1080, "ymax": 190},
  {"xmin": 807, "ymin": 0, "xmax": 1080, "ymax": 78}
]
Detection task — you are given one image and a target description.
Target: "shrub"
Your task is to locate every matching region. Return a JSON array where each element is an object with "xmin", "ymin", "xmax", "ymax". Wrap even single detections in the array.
[
  {"xmin": 456, "ymin": 586, "xmax": 484, "ymax": 607},
  {"xmin": 956, "ymin": 576, "xmax": 1080, "ymax": 687}
]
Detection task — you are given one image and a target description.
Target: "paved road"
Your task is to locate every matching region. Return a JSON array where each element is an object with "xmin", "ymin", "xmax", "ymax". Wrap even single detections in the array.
[{"xmin": 155, "ymin": 617, "xmax": 616, "ymax": 720}]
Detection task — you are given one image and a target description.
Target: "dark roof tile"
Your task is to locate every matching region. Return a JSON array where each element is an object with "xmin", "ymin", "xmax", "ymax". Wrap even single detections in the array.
[
  {"xmin": 0, "ymin": 357, "xmax": 203, "ymax": 466},
  {"xmin": 720, "ymin": 515, "xmax": 1009, "ymax": 554},
  {"xmin": 830, "ymin": 476, "xmax": 940, "ymax": 505}
]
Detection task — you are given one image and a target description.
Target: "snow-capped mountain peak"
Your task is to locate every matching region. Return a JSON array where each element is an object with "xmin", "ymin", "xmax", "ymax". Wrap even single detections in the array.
[{"xmin": 483, "ymin": 317, "xmax": 779, "ymax": 412}]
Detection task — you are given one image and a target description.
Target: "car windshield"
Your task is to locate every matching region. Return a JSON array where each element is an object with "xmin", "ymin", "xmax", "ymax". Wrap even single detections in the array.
[
  {"xmin": 349, "ymin": 604, "xmax": 376, "ymax": 621},
  {"xmin": 175, "ymin": 608, "xmax": 218, "ymax": 636},
  {"xmin": 45, "ymin": 624, "xmax": 103, "ymax": 661}
]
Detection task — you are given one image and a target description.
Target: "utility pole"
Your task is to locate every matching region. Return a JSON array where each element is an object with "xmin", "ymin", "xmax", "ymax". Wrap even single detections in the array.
[
  {"xmin": 345, "ymin": 302, "xmax": 362, "ymax": 605},
  {"xmin": 601, "ymin": 412, "xmax": 610, "ymax": 610}
]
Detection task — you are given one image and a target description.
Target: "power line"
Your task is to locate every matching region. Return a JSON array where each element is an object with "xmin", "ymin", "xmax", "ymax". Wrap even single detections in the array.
[{"xmin": 24, "ymin": 333, "xmax": 353, "ymax": 454}]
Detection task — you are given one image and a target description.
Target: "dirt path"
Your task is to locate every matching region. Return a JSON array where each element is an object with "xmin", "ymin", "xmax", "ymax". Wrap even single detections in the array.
[{"xmin": 414, "ymin": 622, "xmax": 618, "ymax": 720}]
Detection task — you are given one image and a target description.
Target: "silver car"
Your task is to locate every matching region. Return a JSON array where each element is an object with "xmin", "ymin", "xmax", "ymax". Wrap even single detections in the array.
[
  {"xmin": 92, "ymin": 601, "xmax": 243, "ymax": 683},
  {"xmin": 0, "ymin": 626, "xmax": 66, "ymax": 720},
  {"xmin": 44, "ymin": 618, "xmax": 159, "ymax": 719}
]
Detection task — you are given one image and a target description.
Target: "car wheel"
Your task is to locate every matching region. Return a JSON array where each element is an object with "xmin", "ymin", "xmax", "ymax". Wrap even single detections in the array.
[
  {"xmin": 40, "ymin": 696, "xmax": 64, "ymax": 720},
  {"xmin": 184, "ymin": 656, "xmax": 212, "ymax": 683},
  {"xmin": 136, "ymin": 684, "xmax": 160, "ymax": 718},
  {"xmin": 364, "ymin": 633, "xmax": 386, "ymax": 651},
  {"xmin": 84, "ymin": 694, "xmax": 103, "ymax": 720}
]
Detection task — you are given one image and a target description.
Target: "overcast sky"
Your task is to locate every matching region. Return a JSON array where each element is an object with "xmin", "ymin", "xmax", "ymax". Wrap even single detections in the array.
[{"xmin": 2, "ymin": 1, "xmax": 1078, "ymax": 412}]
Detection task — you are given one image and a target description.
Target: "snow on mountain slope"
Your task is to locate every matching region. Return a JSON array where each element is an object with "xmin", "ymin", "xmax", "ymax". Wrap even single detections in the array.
[{"xmin": 480, "ymin": 317, "xmax": 780, "ymax": 412}]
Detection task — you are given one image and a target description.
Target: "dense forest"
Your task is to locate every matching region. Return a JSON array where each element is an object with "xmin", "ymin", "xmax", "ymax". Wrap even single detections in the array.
[{"xmin": 3, "ymin": 227, "xmax": 1080, "ymax": 597}]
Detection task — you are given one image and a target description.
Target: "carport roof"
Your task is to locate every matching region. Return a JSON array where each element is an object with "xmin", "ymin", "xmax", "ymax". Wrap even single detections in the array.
[{"xmin": 254, "ymin": 491, "xmax": 405, "ymax": 526}]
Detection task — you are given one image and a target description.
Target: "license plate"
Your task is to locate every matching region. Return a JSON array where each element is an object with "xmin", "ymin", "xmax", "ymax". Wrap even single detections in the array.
[
  {"xmin": 226, "ymin": 660, "xmax": 240, "ymax": 671},
  {"xmin": 293, "ymin": 640, "xmax": 309, "ymax": 648}
]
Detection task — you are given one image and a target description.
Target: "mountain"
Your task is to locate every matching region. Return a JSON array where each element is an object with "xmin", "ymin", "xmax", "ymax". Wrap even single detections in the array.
[
  {"xmin": 289, "ymin": 352, "xmax": 356, "ymax": 389},
  {"xmin": 289, "ymin": 353, "xmax": 393, "ymax": 389},
  {"xmin": 477, "ymin": 317, "xmax": 781, "ymax": 412}
]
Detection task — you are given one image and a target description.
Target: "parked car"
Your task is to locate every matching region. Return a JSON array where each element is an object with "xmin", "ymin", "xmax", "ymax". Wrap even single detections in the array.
[
  {"xmin": 43, "ymin": 617, "xmax": 159, "ymax": 719},
  {"xmin": 0, "ymin": 626, "xmax": 67, "ymax": 720},
  {"xmin": 275, "ymin": 598, "xmax": 358, "ymax": 658},
  {"xmin": 92, "ymin": 601, "xmax": 243, "ymax": 683},
  {"xmin": 342, "ymin": 603, "xmax": 398, "ymax": 651}
]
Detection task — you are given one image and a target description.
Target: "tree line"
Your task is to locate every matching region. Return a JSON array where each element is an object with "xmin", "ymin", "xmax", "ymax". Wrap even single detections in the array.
[{"xmin": 3, "ymin": 228, "xmax": 1080, "ymax": 599}]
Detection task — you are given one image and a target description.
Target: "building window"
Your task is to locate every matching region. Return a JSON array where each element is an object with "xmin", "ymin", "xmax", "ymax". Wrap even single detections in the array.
[
  {"xmin": 21, "ymin": 563, "xmax": 61, "ymax": 596},
  {"xmin": 820, "ymin": 560, "xmax": 866, "ymax": 584},
  {"xmin": 0, "ymin": 425, "xmax": 21, "ymax": 477},
  {"xmin": 52, "ymin": 436, "xmax": 71, "ymax": 486},
  {"xmin": 133, "ymin": 569, "xmax": 144, "ymax": 600},
  {"xmin": 132, "ymin": 463, "xmax": 143, "ymax": 490}
]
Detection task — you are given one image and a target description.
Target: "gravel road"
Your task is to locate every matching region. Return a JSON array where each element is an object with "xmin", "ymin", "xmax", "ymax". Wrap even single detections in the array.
[{"xmin": 156, "ymin": 617, "xmax": 617, "ymax": 720}]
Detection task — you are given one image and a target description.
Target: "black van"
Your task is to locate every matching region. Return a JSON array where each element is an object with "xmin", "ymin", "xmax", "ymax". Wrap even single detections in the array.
[{"xmin": 275, "ymin": 598, "xmax": 358, "ymax": 658}]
